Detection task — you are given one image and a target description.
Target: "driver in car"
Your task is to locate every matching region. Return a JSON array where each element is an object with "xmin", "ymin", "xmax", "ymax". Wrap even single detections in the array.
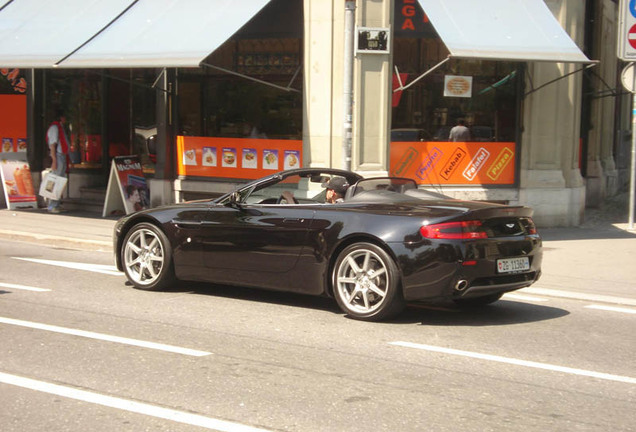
[{"xmin": 325, "ymin": 177, "xmax": 349, "ymax": 204}]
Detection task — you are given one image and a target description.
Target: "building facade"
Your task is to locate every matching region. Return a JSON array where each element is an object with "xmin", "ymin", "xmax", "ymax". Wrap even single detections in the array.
[{"xmin": 1, "ymin": 0, "xmax": 629, "ymax": 227}]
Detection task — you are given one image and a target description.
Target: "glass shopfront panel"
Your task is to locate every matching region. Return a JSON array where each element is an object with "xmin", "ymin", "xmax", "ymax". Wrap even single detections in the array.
[
  {"xmin": 176, "ymin": 39, "xmax": 303, "ymax": 180},
  {"xmin": 392, "ymin": 0, "xmax": 522, "ymax": 186},
  {"xmin": 176, "ymin": 0, "xmax": 303, "ymax": 180},
  {"xmin": 46, "ymin": 70, "xmax": 103, "ymax": 169},
  {"xmin": 44, "ymin": 69, "xmax": 156, "ymax": 175}
]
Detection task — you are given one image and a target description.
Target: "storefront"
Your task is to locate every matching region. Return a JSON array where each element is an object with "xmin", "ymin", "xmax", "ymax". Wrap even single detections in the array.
[{"xmin": 0, "ymin": 0, "xmax": 626, "ymax": 226}]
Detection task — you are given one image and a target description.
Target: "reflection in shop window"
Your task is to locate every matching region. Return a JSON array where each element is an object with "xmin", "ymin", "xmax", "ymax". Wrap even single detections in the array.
[
  {"xmin": 392, "ymin": 37, "xmax": 521, "ymax": 143},
  {"xmin": 132, "ymin": 70, "xmax": 157, "ymax": 175},
  {"xmin": 46, "ymin": 70, "xmax": 103, "ymax": 169},
  {"xmin": 178, "ymin": 36, "xmax": 302, "ymax": 141},
  {"xmin": 45, "ymin": 69, "xmax": 157, "ymax": 175}
]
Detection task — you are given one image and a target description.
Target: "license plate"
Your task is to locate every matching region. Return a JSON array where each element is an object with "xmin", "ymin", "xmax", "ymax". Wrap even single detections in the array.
[{"xmin": 497, "ymin": 257, "xmax": 530, "ymax": 273}]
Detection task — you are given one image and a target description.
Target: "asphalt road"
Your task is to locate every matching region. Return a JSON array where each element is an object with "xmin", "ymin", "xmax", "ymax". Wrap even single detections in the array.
[{"xmin": 0, "ymin": 239, "xmax": 634, "ymax": 431}]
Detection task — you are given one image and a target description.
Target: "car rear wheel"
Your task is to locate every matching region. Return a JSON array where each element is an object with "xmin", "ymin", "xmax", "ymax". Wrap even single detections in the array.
[
  {"xmin": 121, "ymin": 222, "xmax": 174, "ymax": 291},
  {"xmin": 453, "ymin": 292, "xmax": 504, "ymax": 307},
  {"xmin": 333, "ymin": 242, "xmax": 404, "ymax": 321}
]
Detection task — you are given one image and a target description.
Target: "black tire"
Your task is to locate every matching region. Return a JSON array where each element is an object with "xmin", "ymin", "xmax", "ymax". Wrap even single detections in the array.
[
  {"xmin": 332, "ymin": 242, "xmax": 405, "ymax": 321},
  {"xmin": 121, "ymin": 222, "xmax": 175, "ymax": 291},
  {"xmin": 453, "ymin": 292, "xmax": 504, "ymax": 308}
]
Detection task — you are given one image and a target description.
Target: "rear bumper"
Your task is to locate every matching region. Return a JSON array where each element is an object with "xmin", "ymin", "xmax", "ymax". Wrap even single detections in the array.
[
  {"xmin": 455, "ymin": 269, "xmax": 541, "ymax": 299},
  {"xmin": 392, "ymin": 235, "xmax": 543, "ymax": 301}
]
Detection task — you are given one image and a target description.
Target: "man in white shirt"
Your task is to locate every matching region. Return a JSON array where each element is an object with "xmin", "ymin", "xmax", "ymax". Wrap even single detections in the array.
[
  {"xmin": 46, "ymin": 109, "xmax": 69, "ymax": 213},
  {"xmin": 449, "ymin": 119, "xmax": 471, "ymax": 142}
]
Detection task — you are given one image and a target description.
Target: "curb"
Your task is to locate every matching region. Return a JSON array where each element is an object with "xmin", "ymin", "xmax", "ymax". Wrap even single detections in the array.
[{"xmin": 0, "ymin": 229, "xmax": 112, "ymax": 252}]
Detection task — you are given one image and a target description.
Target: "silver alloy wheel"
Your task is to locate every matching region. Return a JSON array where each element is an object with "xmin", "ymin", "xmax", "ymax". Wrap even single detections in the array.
[
  {"xmin": 123, "ymin": 227, "xmax": 165, "ymax": 286},
  {"xmin": 335, "ymin": 248, "xmax": 389, "ymax": 314}
]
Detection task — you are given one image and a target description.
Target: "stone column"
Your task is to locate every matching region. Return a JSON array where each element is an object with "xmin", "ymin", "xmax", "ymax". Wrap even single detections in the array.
[
  {"xmin": 303, "ymin": 0, "xmax": 393, "ymax": 176},
  {"xmin": 351, "ymin": 0, "xmax": 393, "ymax": 177},
  {"xmin": 519, "ymin": 0, "xmax": 587, "ymax": 227},
  {"xmin": 303, "ymin": 0, "xmax": 340, "ymax": 168},
  {"xmin": 586, "ymin": 0, "xmax": 619, "ymax": 206}
]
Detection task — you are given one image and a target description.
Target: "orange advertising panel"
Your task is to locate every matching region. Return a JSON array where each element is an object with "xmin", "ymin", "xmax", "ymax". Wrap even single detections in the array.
[
  {"xmin": 0, "ymin": 94, "xmax": 26, "ymax": 154},
  {"xmin": 390, "ymin": 141, "xmax": 516, "ymax": 185},
  {"xmin": 177, "ymin": 136, "xmax": 302, "ymax": 179}
]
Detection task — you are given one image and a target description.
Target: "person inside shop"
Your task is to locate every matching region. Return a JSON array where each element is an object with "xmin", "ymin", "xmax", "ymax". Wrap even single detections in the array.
[
  {"xmin": 449, "ymin": 118, "xmax": 471, "ymax": 142},
  {"xmin": 325, "ymin": 177, "xmax": 349, "ymax": 204},
  {"xmin": 242, "ymin": 121, "xmax": 267, "ymax": 139},
  {"xmin": 46, "ymin": 108, "xmax": 70, "ymax": 213}
]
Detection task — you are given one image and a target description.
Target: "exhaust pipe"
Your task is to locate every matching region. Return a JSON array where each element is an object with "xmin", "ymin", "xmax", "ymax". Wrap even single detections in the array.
[{"xmin": 454, "ymin": 279, "xmax": 468, "ymax": 291}]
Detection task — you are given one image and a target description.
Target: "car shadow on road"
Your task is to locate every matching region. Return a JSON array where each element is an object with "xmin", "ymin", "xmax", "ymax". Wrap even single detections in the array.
[
  {"xmin": 393, "ymin": 299, "xmax": 569, "ymax": 326},
  {"xmin": 171, "ymin": 281, "xmax": 342, "ymax": 314},
  {"xmin": 160, "ymin": 281, "xmax": 570, "ymax": 325}
]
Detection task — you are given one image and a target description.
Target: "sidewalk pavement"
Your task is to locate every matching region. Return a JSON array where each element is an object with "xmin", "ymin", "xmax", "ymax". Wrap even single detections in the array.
[
  {"xmin": 0, "ymin": 208, "xmax": 116, "ymax": 252},
  {"xmin": 0, "ymin": 206, "xmax": 635, "ymax": 305}
]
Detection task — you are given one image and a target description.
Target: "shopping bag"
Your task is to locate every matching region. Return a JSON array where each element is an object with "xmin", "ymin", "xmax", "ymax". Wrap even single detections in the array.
[{"xmin": 39, "ymin": 171, "xmax": 67, "ymax": 200}]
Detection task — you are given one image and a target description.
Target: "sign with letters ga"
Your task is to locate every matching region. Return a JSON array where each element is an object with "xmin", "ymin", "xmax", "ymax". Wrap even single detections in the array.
[{"xmin": 390, "ymin": 141, "xmax": 516, "ymax": 185}]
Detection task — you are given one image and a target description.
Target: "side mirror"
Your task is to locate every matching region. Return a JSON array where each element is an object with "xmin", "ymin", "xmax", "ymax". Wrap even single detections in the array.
[{"xmin": 227, "ymin": 191, "xmax": 242, "ymax": 207}]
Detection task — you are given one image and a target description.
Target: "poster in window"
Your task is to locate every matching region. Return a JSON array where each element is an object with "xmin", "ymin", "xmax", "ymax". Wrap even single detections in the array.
[
  {"xmin": 284, "ymin": 150, "xmax": 300, "ymax": 170},
  {"xmin": 183, "ymin": 148, "xmax": 197, "ymax": 166},
  {"xmin": 2, "ymin": 138, "xmax": 13, "ymax": 153},
  {"xmin": 202, "ymin": 147, "xmax": 217, "ymax": 166},
  {"xmin": 17, "ymin": 138, "xmax": 26, "ymax": 152},
  {"xmin": 222, "ymin": 148, "xmax": 237, "ymax": 168},
  {"xmin": 263, "ymin": 150, "xmax": 279, "ymax": 170},
  {"xmin": 444, "ymin": 75, "xmax": 473, "ymax": 98},
  {"xmin": 242, "ymin": 148, "xmax": 257, "ymax": 169}
]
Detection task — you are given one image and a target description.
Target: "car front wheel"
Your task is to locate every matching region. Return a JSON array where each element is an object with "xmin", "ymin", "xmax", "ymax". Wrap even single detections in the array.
[
  {"xmin": 333, "ymin": 242, "xmax": 404, "ymax": 321},
  {"xmin": 121, "ymin": 222, "xmax": 174, "ymax": 291}
]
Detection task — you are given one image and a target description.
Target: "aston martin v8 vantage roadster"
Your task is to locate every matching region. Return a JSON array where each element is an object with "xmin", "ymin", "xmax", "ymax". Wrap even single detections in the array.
[{"xmin": 114, "ymin": 168, "xmax": 542, "ymax": 321}]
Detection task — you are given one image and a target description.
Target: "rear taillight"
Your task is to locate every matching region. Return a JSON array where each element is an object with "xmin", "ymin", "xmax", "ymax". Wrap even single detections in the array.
[
  {"xmin": 420, "ymin": 220, "xmax": 488, "ymax": 239},
  {"xmin": 522, "ymin": 218, "xmax": 538, "ymax": 235}
]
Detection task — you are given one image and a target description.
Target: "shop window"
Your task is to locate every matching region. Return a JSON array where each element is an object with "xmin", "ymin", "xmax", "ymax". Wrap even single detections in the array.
[
  {"xmin": 178, "ymin": 37, "xmax": 302, "ymax": 141},
  {"xmin": 45, "ymin": 69, "xmax": 157, "ymax": 175},
  {"xmin": 392, "ymin": 37, "xmax": 520, "ymax": 143},
  {"xmin": 131, "ymin": 70, "xmax": 157, "ymax": 175},
  {"xmin": 46, "ymin": 70, "xmax": 103, "ymax": 169}
]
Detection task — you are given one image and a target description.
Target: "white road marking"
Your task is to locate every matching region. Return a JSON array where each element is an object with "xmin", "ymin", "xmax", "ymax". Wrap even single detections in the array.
[
  {"xmin": 11, "ymin": 257, "xmax": 122, "ymax": 276},
  {"xmin": 0, "ymin": 372, "xmax": 270, "ymax": 432},
  {"xmin": 0, "ymin": 317, "xmax": 211, "ymax": 357},
  {"xmin": 390, "ymin": 341, "xmax": 636, "ymax": 385},
  {"xmin": 521, "ymin": 287, "xmax": 636, "ymax": 307},
  {"xmin": 0, "ymin": 282, "xmax": 51, "ymax": 292},
  {"xmin": 585, "ymin": 305, "xmax": 636, "ymax": 315},
  {"xmin": 503, "ymin": 293, "xmax": 548, "ymax": 302}
]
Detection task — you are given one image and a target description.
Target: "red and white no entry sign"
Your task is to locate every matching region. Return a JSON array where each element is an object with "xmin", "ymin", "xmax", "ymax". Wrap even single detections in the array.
[
  {"xmin": 619, "ymin": 0, "xmax": 636, "ymax": 60},
  {"xmin": 629, "ymin": 24, "xmax": 636, "ymax": 49}
]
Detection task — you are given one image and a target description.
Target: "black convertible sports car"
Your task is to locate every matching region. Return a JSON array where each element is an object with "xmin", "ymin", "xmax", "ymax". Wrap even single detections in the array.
[{"xmin": 114, "ymin": 168, "xmax": 542, "ymax": 321}]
